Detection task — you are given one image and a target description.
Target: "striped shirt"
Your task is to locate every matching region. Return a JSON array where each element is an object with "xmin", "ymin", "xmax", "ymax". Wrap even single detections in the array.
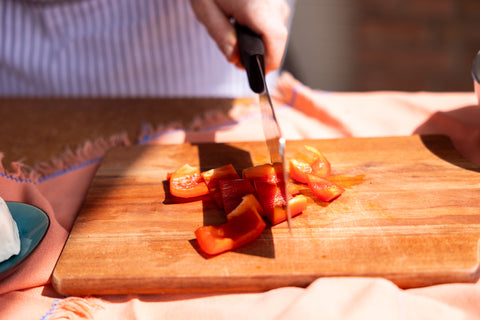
[{"xmin": 0, "ymin": 0, "xmax": 282, "ymax": 97}]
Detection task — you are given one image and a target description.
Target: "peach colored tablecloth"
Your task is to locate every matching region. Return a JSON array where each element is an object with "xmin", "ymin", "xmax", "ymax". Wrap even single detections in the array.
[{"xmin": 1, "ymin": 72, "xmax": 479, "ymax": 319}]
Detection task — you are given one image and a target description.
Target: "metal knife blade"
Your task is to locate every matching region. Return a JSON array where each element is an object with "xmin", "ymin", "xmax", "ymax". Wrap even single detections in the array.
[{"xmin": 235, "ymin": 23, "xmax": 292, "ymax": 232}]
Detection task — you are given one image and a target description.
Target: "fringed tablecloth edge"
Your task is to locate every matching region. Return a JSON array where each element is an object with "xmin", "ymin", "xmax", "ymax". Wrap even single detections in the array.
[{"xmin": 0, "ymin": 133, "xmax": 131, "ymax": 184}]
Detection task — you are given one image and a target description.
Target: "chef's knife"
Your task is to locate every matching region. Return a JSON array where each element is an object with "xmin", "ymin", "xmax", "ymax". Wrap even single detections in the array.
[{"xmin": 235, "ymin": 23, "xmax": 292, "ymax": 232}]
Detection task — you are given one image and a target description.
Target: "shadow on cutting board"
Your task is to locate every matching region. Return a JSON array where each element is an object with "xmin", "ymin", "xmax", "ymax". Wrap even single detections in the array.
[
  {"xmin": 419, "ymin": 135, "xmax": 480, "ymax": 173},
  {"xmin": 414, "ymin": 105, "xmax": 480, "ymax": 170}
]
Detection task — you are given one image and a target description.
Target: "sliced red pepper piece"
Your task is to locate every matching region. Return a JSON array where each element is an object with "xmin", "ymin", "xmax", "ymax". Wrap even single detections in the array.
[
  {"xmin": 201, "ymin": 164, "xmax": 240, "ymax": 208},
  {"xmin": 225, "ymin": 193, "xmax": 264, "ymax": 219},
  {"xmin": 169, "ymin": 164, "xmax": 210, "ymax": 198},
  {"xmin": 242, "ymin": 164, "xmax": 279, "ymax": 184},
  {"xmin": 271, "ymin": 194, "xmax": 308, "ymax": 225},
  {"xmin": 289, "ymin": 195, "xmax": 308, "ymax": 215},
  {"xmin": 306, "ymin": 145, "xmax": 331, "ymax": 178},
  {"xmin": 194, "ymin": 194, "xmax": 266, "ymax": 255},
  {"xmin": 289, "ymin": 145, "xmax": 331, "ymax": 183},
  {"xmin": 253, "ymin": 179, "xmax": 306, "ymax": 225},
  {"xmin": 289, "ymin": 158, "xmax": 312, "ymax": 184},
  {"xmin": 307, "ymin": 174, "xmax": 345, "ymax": 202},
  {"xmin": 244, "ymin": 163, "xmax": 306, "ymax": 225},
  {"xmin": 253, "ymin": 179, "xmax": 284, "ymax": 221},
  {"xmin": 218, "ymin": 178, "xmax": 257, "ymax": 215}
]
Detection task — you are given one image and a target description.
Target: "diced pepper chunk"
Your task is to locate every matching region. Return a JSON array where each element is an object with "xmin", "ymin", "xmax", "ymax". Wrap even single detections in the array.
[
  {"xmin": 289, "ymin": 158, "xmax": 312, "ymax": 184},
  {"xmin": 307, "ymin": 174, "xmax": 344, "ymax": 202},
  {"xmin": 271, "ymin": 194, "xmax": 308, "ymax": 225},
  {"xmin": 253, "ymin": 179, "xmax": 285, "ymax": 219},
  {"xmin": 226, "ymin": 194, "xmax": 264, "ymax": 219},
  {"xmin": 289, "ymin": 145, "xmax": 331, "ymax": 183},
  {"xmin": 169, "ymin": 164, "xmax": 209, "ymax": 198},
  {"xmin": 253, "ymin": 179, "xmax": 306, "ymax": 225},
  {"xmin": 218, "ymin": 178, "xmax": 258, "ymax": 215},
  {"xmin": 242, "ymin": 164, "xmax": 279, "ymax": 183},
  {"xmin": 308, "ymin": 147, "xmax": 331, "ymax": 178},
  {"xmin": 289, "ymin": 194, "xmax": 308, "ymax": 216},
  {"xmin": 201, "ymin": 164, "xmax": 240, "ymax": 208},
  {"xmin": 194, "ymin": 194, "xmax": 266, "ymax": 255}
]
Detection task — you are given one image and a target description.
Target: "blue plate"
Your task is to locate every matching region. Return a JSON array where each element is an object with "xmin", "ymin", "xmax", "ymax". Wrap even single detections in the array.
[{"xmin": 0, "ymin": 202, "xmax": 50, "ymax": 280}]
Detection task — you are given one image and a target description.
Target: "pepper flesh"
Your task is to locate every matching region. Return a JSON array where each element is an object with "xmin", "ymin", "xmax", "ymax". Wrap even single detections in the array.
[
  {"xmin": 169, "ymin": 164, "xmax": 209, "ymax": 198},
  {"xmin": 201, "ymin": 164, "xmax": 240, "ymax": 208},
  {"xmin": 307, "ymin": 174, "xmax": 345, "ymax": 202},
  {"xmin": 194, "ymin": 194, "xmax": 266, "ymax": 255},
  {"xmin": 218, "ymin": 178, "xmax": 258, "ymax": 215},
  {"xmin": 289, "ymin": 145, "xmax": 331, "ymax": 183},
  {"xmin": 254, "ymin": 179, "xmax": 307, "ymax": 225}
]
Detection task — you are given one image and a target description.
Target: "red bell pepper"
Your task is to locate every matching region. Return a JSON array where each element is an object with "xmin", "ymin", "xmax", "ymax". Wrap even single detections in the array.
[
  {"xmin": 218, "ymin": 178, "xmax": 257, "ymax": 215},
  {"xmin": 201, "ymin": 164, "xmax": 240, "ymax": 208},
  {"xmin": 271, "ymin": 194, "xmax": 308, "ymax": 225},
  {"xmin": 169, "ymin": 164, "xmax": 209, "ymax": 198},
  {"xmin": 253, "ymin": 179, "xmax": 306, "ymax": 225},
  {"xmin": 289, "ymin": 158, "xmax": 312, "ymax": 184},
  {"xmin": 307, "ymin": 174, "xmax": 345, "ymax": 202},
  {"xmin": 194, "ymin": 194, "xmax": 266, "ymax": 255},
  {"xmin": 289, "ymin": 145, "xmax": 331, "ymax": 183},
  {"xmin": 306, "ymin": 145, "xmax": 331, "ymax": 178},
  {"xmin": 242, "ymin": 163, "xmax": 279, "ymax": 183}
]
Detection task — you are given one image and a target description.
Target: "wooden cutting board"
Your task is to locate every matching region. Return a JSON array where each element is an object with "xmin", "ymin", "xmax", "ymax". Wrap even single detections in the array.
[{"xmin": 52, "ymin": 135, "xmax": 480, "ymax": 295}]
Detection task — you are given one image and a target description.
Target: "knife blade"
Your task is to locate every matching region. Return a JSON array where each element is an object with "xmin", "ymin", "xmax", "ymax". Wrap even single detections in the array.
[{"xmin": 235, "ymin": 23, "xmax": 292, "ymax": 232}]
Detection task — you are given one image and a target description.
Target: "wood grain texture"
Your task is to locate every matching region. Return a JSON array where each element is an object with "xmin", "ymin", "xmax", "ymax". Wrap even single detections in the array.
[{"xmin": 52, "ymin": 135, "xmax": 480, "ymax": 295}]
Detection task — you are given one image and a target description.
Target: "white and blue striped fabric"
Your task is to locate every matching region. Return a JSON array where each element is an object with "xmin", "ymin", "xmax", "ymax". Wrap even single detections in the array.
[{"xmin": 0, "ymin": 0, "xmax": 279, "ymax": 97}]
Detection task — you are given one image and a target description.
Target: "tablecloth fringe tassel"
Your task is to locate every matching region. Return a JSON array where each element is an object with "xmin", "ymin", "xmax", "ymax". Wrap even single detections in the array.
[
  {"xmin": 0, "ymin": 133, "xmax": 131, "ymax": 183},
  {"xmin": 46, "ymin": 296, "xmax": 103, "ymax": 320}
]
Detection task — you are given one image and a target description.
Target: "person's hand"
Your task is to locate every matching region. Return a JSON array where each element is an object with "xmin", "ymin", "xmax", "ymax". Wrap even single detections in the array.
[{"xmin": 190, "ymin": 0, "xmax": 291, "ymax": 73}]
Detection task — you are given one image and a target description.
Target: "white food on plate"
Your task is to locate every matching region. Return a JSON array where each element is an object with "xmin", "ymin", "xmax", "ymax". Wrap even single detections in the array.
[{"xmin": 0, "ymin": 197, "xmax": 21, "ymax": 263}]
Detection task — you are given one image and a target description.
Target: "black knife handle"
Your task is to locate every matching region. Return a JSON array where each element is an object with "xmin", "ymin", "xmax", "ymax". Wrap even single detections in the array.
[{"xmin": 235, "ymin": 23, "xmax": 265, "ymax": 94}]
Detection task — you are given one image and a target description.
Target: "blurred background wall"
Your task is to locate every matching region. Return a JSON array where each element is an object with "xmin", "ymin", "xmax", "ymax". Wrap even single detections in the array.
[{"xmin": 283, "ymin": 0, "xmax": 480, "ymax": 92}]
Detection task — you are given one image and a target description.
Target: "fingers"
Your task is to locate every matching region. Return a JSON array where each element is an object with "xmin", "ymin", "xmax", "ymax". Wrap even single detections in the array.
[
  {"xmin": 190, "ymin": 0, "xmax": 291, "ymax": 73},
  {"xmin": 222, "ymin": 0, "xmax": 290, "ymax": 73},
  {"xmin": 189, "ymin": 0, "xmax": 240, "ymax": 65}
]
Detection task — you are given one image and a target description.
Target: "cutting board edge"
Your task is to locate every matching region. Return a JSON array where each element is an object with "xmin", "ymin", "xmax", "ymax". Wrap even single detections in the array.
[{"xmin": 51, "ymin": 264, "xmax": 480, "ymax": 296}]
